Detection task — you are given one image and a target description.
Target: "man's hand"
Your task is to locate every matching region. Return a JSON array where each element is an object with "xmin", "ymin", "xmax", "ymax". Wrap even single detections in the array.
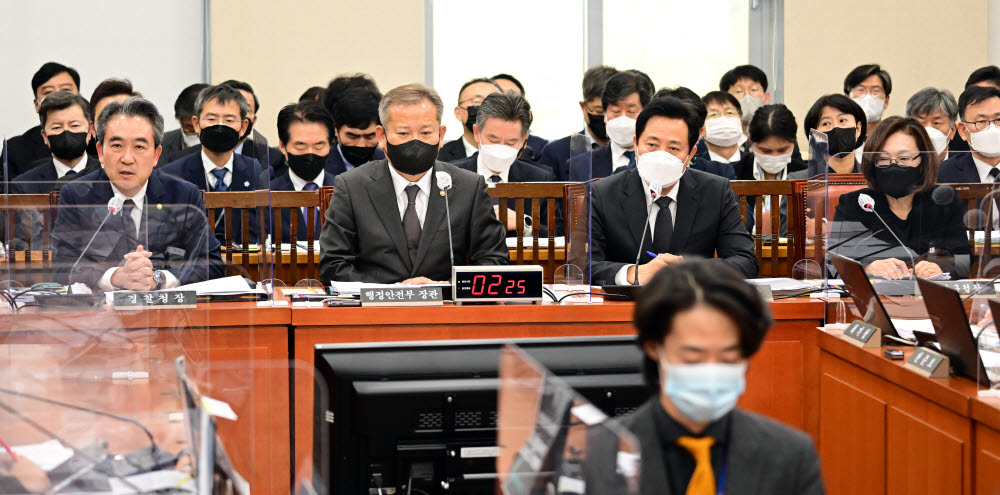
[
  {"xmin": 402, "ymin": 277, "xmax": 445, "ymax": 285},
  {"xmin": 913, "ymin": 261, "xmax": 943, "ymax": 279},
  {"xmin": 493, "ymin": 205, "xmax": 522, "ymax": 231},
  {"xmin": 865, "ymin": 257, "xmax": 911, "ymax": 280},
  {"xmin": 110, "ymin": 245, "xmax": 155, "ymax": 290},
  {"xmin": 625, "ymin": 253, "xmax": 683, "ymax": 285}
]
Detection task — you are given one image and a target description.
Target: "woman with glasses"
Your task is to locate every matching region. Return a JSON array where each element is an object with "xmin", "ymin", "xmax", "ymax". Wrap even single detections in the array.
[{"xmin": 830, "ymin": 116, "xmax": 970, "ymax": 279}]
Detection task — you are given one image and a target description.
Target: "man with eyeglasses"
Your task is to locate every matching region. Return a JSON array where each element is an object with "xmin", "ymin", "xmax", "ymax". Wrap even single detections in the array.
[
  {"xmin": 845, "ymin": 64, "xmax": 892, "ymax": 165},
  {"xmin": 720, "ymin": 65, "xmax": 771, "ymax": 126},
  {"xmin": 939, "ymin": 85, "xmax": 1000, "ymax": 185},
  {"xmin": 436, "ymin": 77, "xmax": 501, "ymax": 163}
]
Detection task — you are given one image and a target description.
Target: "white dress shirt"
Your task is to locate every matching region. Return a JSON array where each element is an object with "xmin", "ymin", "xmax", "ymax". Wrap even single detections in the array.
[
  {"xmin": 709, "ymin": 148, "xmax": 742, "ymax": 164},
  {"xmin": 613, "ymin": 177, "xmax": 681, "ymax": 284},
  {"xmin": 52, "ymin": 153, "xmax": 89, "ymax": 178},
  {"xmin": 973, "ymin": 154, "xmax": 1000, "ymax": 226},
  {"xmin": 610, "ymin": 141, "xmax": 635, "ymax": 171},
  {"xmin": 289, "ymin": 169, "xmax": 325, "ymax": 191},
  {"xmin": 462, "ymin": 135, "xmax": 479, "ymax": 158},
  {"xmin": 97, "ymin": 180, "xmax": 180, "ymax": 291},
  {"xmin": 476, "ymin": 153, "xmax": 533, "ymax": 235},
  {"xmin": 201, "ymin": 150, "xmax": 234, "ymax": 189},
  {"xmin": 388, "ymin": 163, "xmax": 432, "ymax": 227}
]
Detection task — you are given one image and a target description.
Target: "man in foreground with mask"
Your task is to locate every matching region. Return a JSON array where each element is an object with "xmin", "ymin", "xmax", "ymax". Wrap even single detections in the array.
[
  {"xmin": 319, "ymin": 84, "xmax": 509, "ymax": 284},
  {"xmin": 160, "ymin": 85, "xmax": 263, "ymax": 244},
  {"xmin": 567, "ymin": 70, "xmax": 654, "ymax": 181},
  {"xmin": 538, "ymin": 65, "xmax": 618, "ymax": 180},
  {"xmin": 453, "ymin": 91, "xmax": 561, "ymax": 237},
  {"xmin": 11, "ymin": 91, "xmax": 100, "ymax": 194},
  {"xmin": 939, "ymin": 85, "xmax": 1000, "ymax": 183},
  {"xmin": 437, "ymin": 77, "xmax": 502, "ymax": 163},
  {"xmin": 588, "ymin": 97, "xmax": 757, "ymax": 285},
  {"xmin": 328, "ymin": 87, "xmax": 386, "ymax": 174},
  {"xmin": 627, "ymin": 260, "xmax": 824, "ymax": 495}
]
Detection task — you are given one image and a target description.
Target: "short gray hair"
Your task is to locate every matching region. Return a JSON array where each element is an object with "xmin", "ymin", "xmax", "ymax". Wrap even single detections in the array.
[
  {"xmin": 96, "ymin": 95, "xmax": 164, "ymax": 148},
  {"xmin": 906, "ymin": 87, "xmax": 958, "ymax": 122},
  {"xmin": 194, "ymin": 84, "xmax": 249, "ymax": 121},
  {"xmin": 378, "ymin": 83, "xmax": 443, "ymax": 126},
  {"xmin": 476, "ymin": 91, "xmax": 532, "ymax": 136}
]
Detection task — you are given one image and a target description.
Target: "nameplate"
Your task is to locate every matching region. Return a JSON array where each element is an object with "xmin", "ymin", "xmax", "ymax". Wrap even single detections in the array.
[
  {"xmin": 840, "ymin": 320, "xmax": 881, "ymax": 348},
  {"xmin": 113, "ymin": 290, "xmax": 197, "ymax": 310},
  {"xmin": 939, "ymin": 281, "xmax": 998, "ymax": 297},
  {"xmin": 904, "ymin": 347, "xmax": 950, "ymax": 378},
  {"xmin": 360, "ymin": 286, "xmax": 444, "ymax": 307}
]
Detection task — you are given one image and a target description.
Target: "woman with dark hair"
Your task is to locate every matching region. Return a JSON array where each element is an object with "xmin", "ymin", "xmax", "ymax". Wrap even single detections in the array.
[
  {"xmin": 802, "ymin": 94, "xmax": 868, "ymax": 175},
  {"xmin": 831, "ymin": 116, "xmax": 970, "ymax": 279},
  {"xmin": 627, "ymin": 260, "xmax": 824, "ymax": 495}
]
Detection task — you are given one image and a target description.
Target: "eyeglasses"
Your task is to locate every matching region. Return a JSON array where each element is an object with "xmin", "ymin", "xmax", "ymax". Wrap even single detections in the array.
[
  {"xmin": 850, "ymin": 87, "xmax": 886, "ymax": 99},
  {"xmin": 873, "ymin": 153, "xmax": 921, "ymax": 168},
  {"xmin": 963, "ymin": 118, "xmax": 1000, "ymax": 132},
  {"xmin": 459, "ymin": 97, "xmax": 486, "ymax": 108}
]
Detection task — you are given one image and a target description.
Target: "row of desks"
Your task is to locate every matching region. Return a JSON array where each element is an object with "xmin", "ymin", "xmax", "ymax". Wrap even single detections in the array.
[{"xmin": 2, "ymin": 298, "xmax": 999, "ymax": 494}]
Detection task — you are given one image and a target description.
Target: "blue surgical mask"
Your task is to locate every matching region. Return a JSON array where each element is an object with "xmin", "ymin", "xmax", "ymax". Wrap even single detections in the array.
[{"xmin": 659, "ymin": 350, "xmax": 747, "ymax": 423}]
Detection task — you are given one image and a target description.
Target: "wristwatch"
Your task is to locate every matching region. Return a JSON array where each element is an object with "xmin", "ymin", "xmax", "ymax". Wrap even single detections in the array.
[{"xmin": 153, "ymin": 270, "xmax": 166, "ymax": 290}]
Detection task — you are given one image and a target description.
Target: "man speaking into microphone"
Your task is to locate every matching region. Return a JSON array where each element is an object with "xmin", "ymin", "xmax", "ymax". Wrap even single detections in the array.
[
  {"xmin": 51, "ymin": 96, "xmax": 223, "ymax": 290},
  {"xmin": 319, "ymin": 84, "xmax": 508, "ymax": 284}
]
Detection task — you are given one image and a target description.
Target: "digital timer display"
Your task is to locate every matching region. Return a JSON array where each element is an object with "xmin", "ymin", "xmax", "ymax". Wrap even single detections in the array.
[{"xmin": 452, "ymin": 266, "xmax": 544, "ymax": 302}]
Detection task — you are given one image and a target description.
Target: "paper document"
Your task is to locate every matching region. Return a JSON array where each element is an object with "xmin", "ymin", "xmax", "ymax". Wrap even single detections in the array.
[
  {"xmin": 172, "ymin": 275, "xmax": 256, "ymax": 295},
  {"xmin": 11, "ymin": 439, "xmax": 74, "ymax": 471},
  {"xmin": 505, "ymin": 236, "xmax": 566, "ymax": 249},
  {"xmin": 545, "ymin": 284, "xmax": 603, "ymax": 304},
  {"xmin": 890, "ymin": 318, "xmax": 936, "ymax": 341},
  {"xmin": 280, "ymin": 241, "xmax": 320, "ymax": 252},
  {"xmin": 745, "ymin": 278, "xmax": 818, "ymax": 291}
]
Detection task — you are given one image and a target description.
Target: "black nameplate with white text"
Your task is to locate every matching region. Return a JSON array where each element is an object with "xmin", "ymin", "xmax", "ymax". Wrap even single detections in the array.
[
  {"xmin": 904, "ymin": 346, "xmax": 950, "ymax": 378},
  {"xmin": 841, "ymin": 320, "xmax": 881, "ymax": 348}
]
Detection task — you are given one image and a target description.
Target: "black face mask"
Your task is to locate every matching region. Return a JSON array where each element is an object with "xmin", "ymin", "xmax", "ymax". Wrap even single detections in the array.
[
  {"xmin": 825, "ymin": 126, "xmax": 858, "ymax": 156},
  {"xmin": 47, "ymin": 131, "xmax": 90, "ymax": 160},
  {"xmin": 287, "ymin": 152, "xmax": 327, "ymax": 182},
  {"xmin": 586, "ymin": 112, "xmax": 608, "ymax": 141},
  {"xmin": 200, "ymin": 124, "xmax": 241, "ymax": 153},
  {"xmin": 463, "ymin": 106, "xmax": 479, "ymax": 133},
  {"xmin": 385, "ymin": 139, "xmax": 439, "ymax": 175},
  {"xmin": 241, "ymin": 118, "xmax": 254, "ymax": 141},
  {"xmin": 340, "ymin": 144, "xmax": 376, "ymax": 167},
  {"xmin": 874, "ymin": 163, "xmax": 923, "ymax": 199}
]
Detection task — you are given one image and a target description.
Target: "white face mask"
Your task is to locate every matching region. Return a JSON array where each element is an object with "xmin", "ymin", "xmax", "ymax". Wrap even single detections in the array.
[
  {"xmin": 969, "ymin": 123, "xmax": 1000, "ymax": 158},
  {"xmin": 659, "ymin": 348, "xmax": 748, "ymax": 424},
  {"xmin": 754, "ymin": 150, "xmax": 793, "ymax": 175},
  {"xmin": 923, "ymin": 126, "xmax": 949, "ymax": 155},
  {"xmin": 182, "ymin": 132, "xmax": 200, "ymax": 148},
  {"xmin": 852, "ymin": 94, "xmax": 886, "ymax": 123},
  {"xmin": 478, "ymin": 141, "xmax": 519, "ymax": 175},
  {"xmin": 636, "ymin": 150, "xmax": 688, "ymax": 189},
  {"xmin": 738, "ymin": 95, "xmax": 765, "ymax": 125},
  {"xmin": 606, "ymin": 116, "xmax": 637, "ymax": 147},
  {"xmin": 704, "ymin": 117, "xmax": 743, "ymax": 147}
]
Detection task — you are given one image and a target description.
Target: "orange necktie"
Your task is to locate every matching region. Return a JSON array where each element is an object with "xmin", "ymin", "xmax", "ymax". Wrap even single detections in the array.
[{"xmin": 677, "ymin": 436, "xmax": 716, "ymax": 495}]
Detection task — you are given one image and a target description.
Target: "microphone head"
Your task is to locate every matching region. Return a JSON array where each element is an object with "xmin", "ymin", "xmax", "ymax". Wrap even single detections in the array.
[
  {"xmin": 435, "ymin": 171, "xmax": 453, "ymax": 190},
  {"xmin": 932, "ymin": 185, "xmax": 956, "ymax": 205},
  {"xmin": 107, "ymin": 195, "xmax": 124, "ymax": 215},
  {"xmin": 648, "ymin": 181, "xmax": 662, "ymax": 200},
  {"xmin": 858, "ymin": 193, "xmax": 875, "ymax": 212}
]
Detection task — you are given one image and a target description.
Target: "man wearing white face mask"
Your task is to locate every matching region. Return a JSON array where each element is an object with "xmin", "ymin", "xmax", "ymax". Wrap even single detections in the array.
[
  {"xmin": 907, "ymin": 88, "xmax": 958, "ymax": 164},
  {"xmin": 568, "ymin": 70, "xmax": 654, "ymax": 181},
  {"xmin": 845, "ymin": 64, "xmax": 892, "ymax": 162},
  {"xmin": 453, "ymin": 92, "xmax": 560, "ymax": 237},
  {"xmin": 623, "ymin": 261, "xmax": 824, "ymax": 495},
  {"xmin": 719, "ymin": 65, "xmax": 770, "ymax": 127},
  {"xmin": 589, "ymin": 97, "xmax": 757, "ymax": 285},
  {"xmin": 701, "ymin": 91, "xmax": 746, "ymax": 164}
]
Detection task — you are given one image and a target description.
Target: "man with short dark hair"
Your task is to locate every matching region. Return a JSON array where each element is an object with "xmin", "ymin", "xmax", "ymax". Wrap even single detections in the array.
[
  {"xmin": 538, "ymin": 65, "xmax": 618, "ymax": 180},
  {"xmin": 3, "ymin": 62, "xmax": 81, "ymax": 180},
  {"xmin": 844, "ymin": 64, "xmax": 892, "ymax": 132},
  {"xmin": 489, "ymin": 73, "xmax": 548, "ymax": 161},
  {"xmin": 966, "ymin": 66, "xmax": 1000, "ymax": 89},
  {"xmin": 437, "ymin": 77, "xmax": 502, "ymax": 163},
  {"xmin": 323, "ymin": 73, "xmax": 380, "ymax": 125},
  {"xmin": 589, "ymin": 97, "xmax": 757, "ymax": 285},
  {"xmin": 161, "ymin": 83, "xmax": 209, "ymax": 163},
  {"xmin": 86, "ymin": 78, "xmax": 140, "ymax": 158},
  {"xmin": 328, "ymin": 87, "xmax": 386, "ymax": 175},
  {"xmin": 567, "ymin": 70, "xmax": 654, "ymax": 180},
  {"xmin": 51, "ymin": 96, "xmax": 222, "ymax": 290},
  {"xmin": 11, "ymin": 91, "xmax": 100, "ymax": 194},
  {"xmin": 719, "ymin": 64, "xmax": 769, "ymax": 125},
  {"xmin": 938, "ymin": 85, "xmax": 1000, "ymax": 184}
]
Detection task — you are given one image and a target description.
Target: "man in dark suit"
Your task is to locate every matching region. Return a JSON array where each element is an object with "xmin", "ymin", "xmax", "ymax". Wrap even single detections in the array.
[
  {"xmin": 326, "ymin": 87, "xmax": 387, "ymax": 176},
  {"xmin": 451, "ymin": 91, "xmax": 562, "ymax": 237},
  {"xmin": 159, "ymin": 84, "xmax": 263, "ymax": 244},
  {"xmin": 11, "ymin": 91, "xmax": 99, "ymax": 194},
  {"xmin": 567, "ymin": 70, "xmax": 654, "ymax": 181},
  {"xmin": 939, "ymin": 85, "xmax": 1000, "ymax": 183},
  {"xmin": 590, "ymin": 97, "xmax": 757, "ymax": 285},
  {"xmin": 319, "ymin": 83, "xmax": 508, "ymax": 284},
  {"xmin": 160, "ymin": 83, "xmax": 209, "ymax": 164},
  {"xmin": 538, "ymin": 66, "xmax": 618, "ymax": 180},
  {"xmin": 437, "ymin": 77, "xmax": 501, "ymax": 163},
  {"xmin": 623, "ymin": 261, "xmax": 823, "ymax": 495},
  {"xmin": 2, "ymin": 62, "xmax": 81, "ymax": 181},
  {"xmin": 51, "ymin": 96, "xmax": 223, "ymax": 290}
]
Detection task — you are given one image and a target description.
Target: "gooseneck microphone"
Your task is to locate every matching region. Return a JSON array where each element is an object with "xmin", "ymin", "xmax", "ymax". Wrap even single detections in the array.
[
  {"xmin": 858, "ymin": 193, "xmax": 916, "ymax": 279},
  {"xmin": 69, "ymin": 196, "xmax": 124, "ymax": 284},
  {"xmin": 632, "ymin": 181, "xmax": 662, "ymax": 285},
  {"xmin": 436, "ymin": 171, "xmax": 455, "ymax": 271}
]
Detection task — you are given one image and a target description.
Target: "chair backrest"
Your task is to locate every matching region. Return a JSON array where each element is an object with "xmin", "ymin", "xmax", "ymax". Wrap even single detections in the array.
[
  {"xmin": 267, "ymin": 190, "xmax": 323, "ymax": 284},
  {"xmin": 563, "ymin": 182, "xmax": 591, "ymax": 283},
  {"xmin": 790, "ymin": 173, "xmax": 868, "ymax": 268},
  {"xmin": 3, "ymin": 194, "xmax": 56, "ymax": 284},
  {"xmin": 489, "ymin": 182, "xmax": 567, "ymax": 282},
  {"xmin": 948, "ymin": 182, "xmax": 999, "ymax": 276},
  {"xmin": 320, "ymin": 186, "xmax": 334, "ymax": 224},
  {"xmin": 730, "ymin": 180, "xmax": 797, "ymax": 277},
  {"xmin": 203, "ymin": 190, "xmax": 270, "ymax": 278}
]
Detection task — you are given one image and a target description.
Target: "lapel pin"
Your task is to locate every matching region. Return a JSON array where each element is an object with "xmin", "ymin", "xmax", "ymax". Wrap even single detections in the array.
[
  {"xmin": 244, "ymin": 181, "xmax": 250, "ymax": 187},
  {"xmin": 156, "ymin": 204, "xmax": 163, "ymax": 210}
]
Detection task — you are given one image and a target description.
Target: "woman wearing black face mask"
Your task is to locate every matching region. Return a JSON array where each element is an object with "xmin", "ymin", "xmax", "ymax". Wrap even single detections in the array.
[
  {"xmin": 802, "ymin": 94, "xmax": 868, "ymax": 175},
  {"xmin": 831, "ymin": 116, "xmax": 971, "ymax": 280}
]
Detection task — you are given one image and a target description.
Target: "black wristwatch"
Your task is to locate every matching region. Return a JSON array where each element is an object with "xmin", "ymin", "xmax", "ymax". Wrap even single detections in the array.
[{"xmin": 153, "ymin": 270, "xmax": 166, "ymax": 290}]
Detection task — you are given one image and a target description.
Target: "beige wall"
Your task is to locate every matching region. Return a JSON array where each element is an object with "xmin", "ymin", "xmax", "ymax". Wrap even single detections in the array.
[
  {"xmin": 784, "ymin": 0, "xmax": 989, "ymax": 149},
  {"xmin": 210, "ymin": 0, "xmax": 425, "ymax": 144}
]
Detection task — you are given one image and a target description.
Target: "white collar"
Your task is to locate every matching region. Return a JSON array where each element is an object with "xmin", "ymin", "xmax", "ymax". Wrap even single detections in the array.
[
  {"xmin": 610, "ymin": 140, "xmax": 635, "ymax": 163},
  {"xmin": 708, "ymin": 148, "xmax": 741, "ymax": 164},
  {"xmin": 388, "ymin": 162, "xmax": 434, "ymax": 199},
  {"xmin": 462, "ymin": 135, "xmax": 479, "ymax": 158},
  {"xmin": 475, "ymin": 152, "xmax": 511, "ymax": 183},
  {"xmin": 52, "ymin": 153, "xmax": 88, "ymax": 178},
  {"xmin": 109, "ymin": 179, "xmax": 149, "ymax": 210},
  {"xmin": 201, "ymin": 149, "xmax": 234, "ymax": 176},
  {"xmin": 289, "ymin": 168, "xmax": 325, "ymax": 191},
  {"xmin": 641, "ymin": 175, "xmax": 682, "ymax": 206},
  {"xmin": 582, "ymin": 124, "xmax": 598, "ymax": 147},
  {"xmin": 972, "ymin": 154, "xmax": 1000, "ymax": 182}
]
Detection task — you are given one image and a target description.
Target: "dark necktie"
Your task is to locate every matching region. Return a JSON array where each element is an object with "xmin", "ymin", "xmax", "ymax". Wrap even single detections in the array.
[
  {"xmin": 62, "ymin": 169, "xmax": 78, "ymax": 179},
  {"xmin": 624, "ymin": 149, "xmax": 636, "ymax": 169},
  {"xmin": 489, "ymin": 174, "xmax": 502, "ymax": 206},
  {"xmin": 402, "ymin": 184, "xmax": 421, "ymax": 264},
  {"xmin": 302, "ymin": 182, "xmax": 320, "ymax": 236},
  {"xmin": 652, "ymin": 196, "xmax": 673, "ymax": 254},
  {"xmin": 211, "ymin": 168, "xmax": 229, "ymax": 192},
  {"xmin": 122, "ymin": 199, "xmax": 138, "ymax": 250},
  {"xmin": 989, "ymin": 169, "xmax": 1000, "ymax": 227}
]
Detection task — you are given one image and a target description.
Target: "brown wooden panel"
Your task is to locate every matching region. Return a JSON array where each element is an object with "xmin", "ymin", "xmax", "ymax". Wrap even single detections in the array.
[
  {"xmin": 887, "ymin": 407, "xmax": 967, "ymax": 495},
  {"xmin": 975, "ymin": 423, "xmax": 1000, "ymax": 495},
  {"xmin": 819, "ymin": 373, "xmax": 887, "ymax": 495}
]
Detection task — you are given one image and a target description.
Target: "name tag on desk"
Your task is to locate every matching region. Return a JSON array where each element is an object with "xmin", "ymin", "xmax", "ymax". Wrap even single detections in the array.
[
  {"xmin": 904, "ymin": 346, "xmax": 950, "ymax": 378},
  {"xmin": 113, "ymin": 290, "xmax": 197, "ymax": 309},
  {"xmin": 361, "ymin": 286, "xmax": 444, "ymax": 307},
  {"xmin": 841, "ymin": 320, "xmax": 881, "ymax": 348}
]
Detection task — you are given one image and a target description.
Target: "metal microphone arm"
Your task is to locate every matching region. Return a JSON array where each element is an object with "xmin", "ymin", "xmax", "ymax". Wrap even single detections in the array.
[{"xmin": 866, "ymin": 206, "xmax": 917, "ymax": 279}]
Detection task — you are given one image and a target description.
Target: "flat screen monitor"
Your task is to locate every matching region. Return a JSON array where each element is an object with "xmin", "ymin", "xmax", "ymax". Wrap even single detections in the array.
[
  {"xmin": 830, "ymin": 253, "xmax": 900, "ymax": 338},
  {"xmin": 916, "ymin": 278, "xmax": 991, "ymax": 385}
]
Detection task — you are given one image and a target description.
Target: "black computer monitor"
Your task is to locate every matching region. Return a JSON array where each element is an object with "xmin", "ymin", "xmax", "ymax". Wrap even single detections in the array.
[
  {"xmin": 830, "ymin": 253, "xmax": 900, "ymax": 338},
  {"xmin": 917, "ymin": 278, "xmax": 991, "ymax": 385},
  {"xmin": 312, "ymin": 336, "xmax": 647, "ymax": 495}
]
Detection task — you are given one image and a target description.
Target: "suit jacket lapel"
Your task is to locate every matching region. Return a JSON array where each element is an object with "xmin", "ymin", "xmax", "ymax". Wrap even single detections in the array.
[
  {"xmin": 670, "ymin": 173, "xmax": 699, "ymax": 253},
  {"xmin": 630, "ymin": 401, "xmax": 671, "ymax": 492},
  {"xmin": 187, "ymin": 155, "xmax": 209, "ymax": 190},
  {"xmin": 620, "ymin": 171, "xmax": 651, "ymax": 256},
  {"xmin": 723, "ymin": 411, "xmax": 764, "ymax": 495},
  {"xmin": 367, "ymin": 162, "xmax": 412, "ymax": 271},
  {"xmin": 413, "ymin": 167, "xmax": 445, "ymax": 274},
  {"xmin": 143, "ymin": 172, "xmax": 170, "ymax": 248}
]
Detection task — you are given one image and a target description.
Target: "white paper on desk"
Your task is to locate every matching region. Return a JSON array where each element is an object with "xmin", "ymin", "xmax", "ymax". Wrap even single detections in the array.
[
  {"xmin": 746, "ymin": 278, "xmax": 818, "ymax": 291},
  {"xmin": 545, "ymin": 284, "xmax": 603, "ymax": 304},
  {"xmin": 280, "ymin": 241, "xmax": 320, "ymax": 252},
  {"xmin": 330, "ymin": 281, "xmax": 450, "ymax": 295},
  {"xmin": 108, "ymin": 469, "xmax": 195, "ymax": 494},
  {"xmin": 890, "ymin": 318, "xmax": 936, "ymax": 341},
  {"xmin": 11, "ymin": 439, "xmax": 74, "ymax": 471},
  {"xmin": 172, "ymin": 275, "xmax": 251, "ymax": 294},
  {"xmin": 505, "ymin": 236, "xmax": 566, "ymax": 249}
]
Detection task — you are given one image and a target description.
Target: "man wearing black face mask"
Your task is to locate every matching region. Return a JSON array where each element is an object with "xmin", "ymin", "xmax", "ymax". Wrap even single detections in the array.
[
  {"xmin": 11, "ymin": 91, "xmax": 100, "ymax": 194},
  {"xmin": 319, "ymin": 84, "xmax": 509, "ymax": 284},
  {"xmin": 327, "ymin": 87, "xmax": 386, "ymax": 174},
  {"xmin": 436, "ymin": 77, "xmax": 501, "ymax": 163},
  {"xmin": 538, "ymin": 65, "xmax": 618, "ymax": 180},
  {"xmin": 160, "ymin": 85, "xmax": 263, "ymax": 244}
]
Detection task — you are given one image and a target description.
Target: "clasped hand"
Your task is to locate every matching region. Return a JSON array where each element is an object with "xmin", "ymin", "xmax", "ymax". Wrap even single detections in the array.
[{"xmin": 110, "ymin": 245, "xmax": 155, "ymax": 290}]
